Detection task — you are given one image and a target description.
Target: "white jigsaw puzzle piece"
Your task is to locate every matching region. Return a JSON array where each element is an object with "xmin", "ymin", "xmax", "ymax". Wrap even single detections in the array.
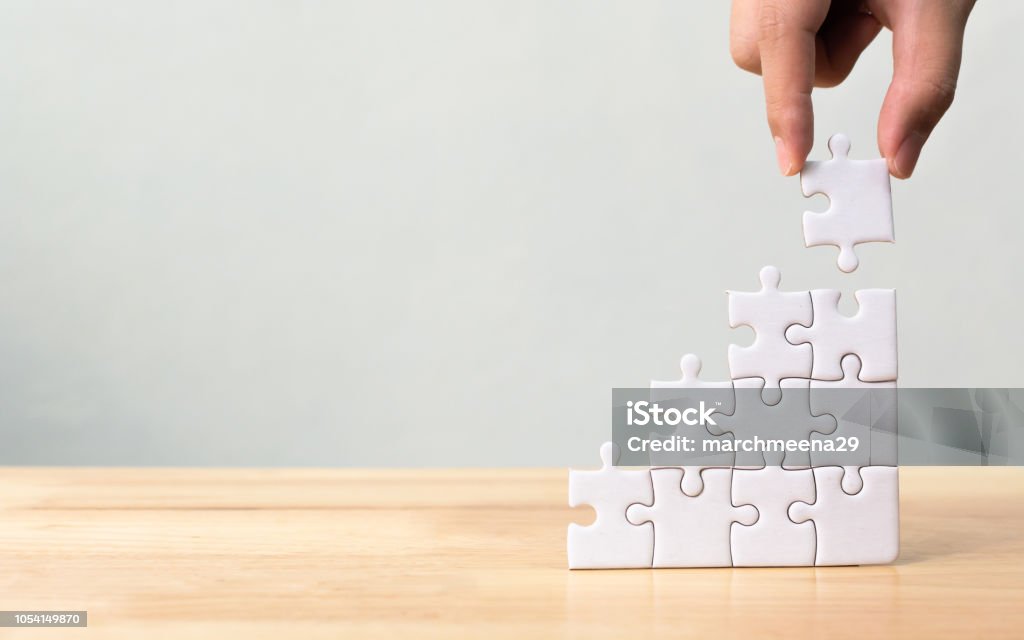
[
  {"xmin": 809, "ymin": 354, "xmax": 896, "ymax": 494},
  {"xmin": 727, "ymin": 266, "xmax": 812, "ymax": 404},
  {"xmin": 731, "ymin": 465, "xmax": 816, "ymax": 566},
  {"xmin": 786, "ymin": 288, "xmax": 897, "ymax": 382},
  {"xmin": 650, "ymin": 354, "xmax": 736, "ymax": 496},
  {"xmin": 788, "ymin": 466, "xmax": 900, "ymax": 566},
  {"xmin": 568, "ymin": 442, "xmax": 654, "ymax": 569},
  {"xmin": 711, "ymin": 378, "xmax": 835, "ymax": 469},
  {"xmin": 626, "ymin": 468, "xmax": 757, "ymax": 568},
  {"xmin": 801, "ymin": 133, "xmax": 894, "ymax": 273}
]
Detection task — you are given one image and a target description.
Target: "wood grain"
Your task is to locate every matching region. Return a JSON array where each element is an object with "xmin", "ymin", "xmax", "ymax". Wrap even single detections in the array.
[{"xmin": 0, "ymin": 467, "xmax": 1021, "ymax": 639}]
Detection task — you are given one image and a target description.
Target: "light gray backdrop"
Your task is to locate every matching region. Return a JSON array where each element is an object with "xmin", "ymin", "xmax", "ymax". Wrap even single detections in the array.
[{"xmin": 0, "ymin": 2, "xmax": 1020, "ymax": 466}]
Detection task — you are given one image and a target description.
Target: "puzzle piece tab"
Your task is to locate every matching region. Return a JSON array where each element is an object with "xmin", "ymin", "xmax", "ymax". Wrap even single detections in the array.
[
  {"xmin": 801, "ymin": 133, "xmax": 894, "ymax": 273},
  {"xmin": 568, "ymin": 442, "xmax": 653, "ymax": 569},
  {"xmin": 651, "ymin": 353, "xmax": 735, "ymax": 405}
]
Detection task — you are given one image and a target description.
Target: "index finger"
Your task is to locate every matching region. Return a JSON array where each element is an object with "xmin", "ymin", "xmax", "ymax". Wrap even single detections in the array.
[{"xmin": 758, "ymin": 0, "xmax": 830, "ymax": 175}]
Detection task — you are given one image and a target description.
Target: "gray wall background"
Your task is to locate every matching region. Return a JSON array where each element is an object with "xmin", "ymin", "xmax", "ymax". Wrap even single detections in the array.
[{"xmin": 0, "ymin": 2, "xmax": 1020, "ymax": 466}]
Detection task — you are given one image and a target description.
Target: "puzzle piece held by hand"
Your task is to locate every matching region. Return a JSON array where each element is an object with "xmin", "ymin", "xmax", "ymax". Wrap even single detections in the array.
[{"xmin": 801, "ymin": 133, "xmax": 894, "ymax": 273}]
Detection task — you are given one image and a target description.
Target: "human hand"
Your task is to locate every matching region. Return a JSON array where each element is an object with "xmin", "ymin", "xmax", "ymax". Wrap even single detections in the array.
[{"xmin": 730, "ymin": 0, "xmax": 976, "ymax": 178}]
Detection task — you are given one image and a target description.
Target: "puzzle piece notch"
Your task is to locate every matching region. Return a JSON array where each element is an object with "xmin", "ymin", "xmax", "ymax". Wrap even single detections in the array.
[
  {"xmin": 788, "ymin": 466, "xmax": 900, "ymax": 566},
  {"xmin": 568, "ymin": 442, "xmax": 653, "ymax": 569},
  {"xmin": 808, "ymin": 354, "xmax": 897, "ymax": 494},
  {"xmin": 800, "ymin": 133, "xmax": 894, "ymax": 273},
  {"xmin": 785, "ymin": 288, "xmax": 897, "ymax": 383},
  {"xmin": 711, "ymin": 377, "xmax": 836, "ymax": 469},
  {"xmin": 626, "ymin": 468, "xmax": 757, "ymax": 568},
  {"xmin": 650, "ymin": 353, "xmax": 736, "ymax": 495},
  {"xmin": 727, "ymin": 266, "xmax": 812, "ymax": 404},
  {"xmin": 731, "ymin": 465, "xmax": 816, "ymax": 566}
]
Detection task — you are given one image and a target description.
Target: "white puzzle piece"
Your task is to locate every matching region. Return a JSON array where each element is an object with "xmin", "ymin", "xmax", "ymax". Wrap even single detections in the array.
[
  {"xmin": 568, "ymin": 442, "xmax": 654, "ymax": 569},
  {"xmin": 626, "ymin": 468, "xmax": 757, "ymax": 568},
  {"xmin": 808, "ymin": 354, "xmax": 896, "ymax": 494},
  {"xmin": 711, "ymin": 378, "xmax": 835, "ymax": 469},
  {"xmin": 650, "ymin": 354, "xmax": 736, "ymax": 495},
  {"xmin": 731, "ymin": 464, "xmax": 816, "ymax": 566},
  {"xmin": 727, "ymin": 266, "xmax": 812, "ymax": 403},
  {"xmin": 786, "ymin": 288, "xmax": 897, "ymax": 382},
  {"xmin": 801, "ymin": 133, "xmax": 894, "ymax": 273},
  {"xmin": 788, "ymin": 466, "xmax": 900, "ymax": 566}
]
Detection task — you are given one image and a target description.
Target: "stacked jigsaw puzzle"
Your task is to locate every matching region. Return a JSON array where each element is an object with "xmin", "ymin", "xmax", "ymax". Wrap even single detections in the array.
[{"xmin": 568, "ymin": 134, "xmax": 900, "ymax": 568}]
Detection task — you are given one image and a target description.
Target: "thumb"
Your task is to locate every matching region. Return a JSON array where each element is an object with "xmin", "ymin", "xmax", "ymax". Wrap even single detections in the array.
[{"xmin": 877, "ymin": 4, "xmax": 973, "ymax": 178}]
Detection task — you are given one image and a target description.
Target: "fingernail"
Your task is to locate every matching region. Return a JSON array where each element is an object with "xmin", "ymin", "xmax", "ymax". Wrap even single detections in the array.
[
  {"xmin": 891, "ymin": 131, "xmax": 926, "ymax": 179},
  {"xmin": 774, "ymin": 136, "xmax": 793, "ymax": 176}
]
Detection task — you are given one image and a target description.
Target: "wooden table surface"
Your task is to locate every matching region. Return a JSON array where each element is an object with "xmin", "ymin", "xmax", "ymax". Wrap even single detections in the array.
[{"xmin": 0, "ymin": 467, "xmax": 1021, "ymax": 639}]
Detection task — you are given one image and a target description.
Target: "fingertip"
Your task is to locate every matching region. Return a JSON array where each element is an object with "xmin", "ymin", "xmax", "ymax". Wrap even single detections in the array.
[
  {"xmin": 774, "ymin": 137, "xmax": 793, "ymax": 176},
  {"xmin": 772, "ymin": 115, "xmax": 813, "ymax": 177},
  {"xmin": 889, "ymin": 131, "xmax": 926, "ymax": 179},
  {"xmin": 774, "ymin": 135, "xmax": 811, "ymax": 177},
  {"xmin": 786, "ymin": 156, "xmax": 806, "ymax": 177},
  {"xmin": 790, "ymin": 143, "xmax": 809, "ymax": 175}
]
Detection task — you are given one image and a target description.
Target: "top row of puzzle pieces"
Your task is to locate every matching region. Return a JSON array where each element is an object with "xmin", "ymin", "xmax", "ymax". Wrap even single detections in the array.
[{"xmin": 802, "ymin": 133, "xmax": 894, "ymax": 273}]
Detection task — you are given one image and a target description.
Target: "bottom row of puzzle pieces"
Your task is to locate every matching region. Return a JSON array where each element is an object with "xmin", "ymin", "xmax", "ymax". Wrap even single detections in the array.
[{"xmin": 568, "ymin": 443, "xmax": 899, "ymax": 569}]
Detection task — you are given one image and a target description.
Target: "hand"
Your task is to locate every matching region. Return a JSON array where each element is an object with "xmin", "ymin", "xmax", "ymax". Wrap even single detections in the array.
[{"xmin": 730, "ymin": 0, "xmax": 976, "ymax": 178}]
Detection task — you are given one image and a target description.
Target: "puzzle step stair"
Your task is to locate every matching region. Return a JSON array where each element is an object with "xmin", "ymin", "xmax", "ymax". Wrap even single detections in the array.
[{"xmin": 568, "ymin": 134, "xmax": 899, "ymax": 569}]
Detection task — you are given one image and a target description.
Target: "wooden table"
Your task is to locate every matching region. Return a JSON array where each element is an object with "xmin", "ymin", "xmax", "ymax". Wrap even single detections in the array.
[{"xmin": 0, "ymin": 467, "xmax": 1021, "ymax": 638}]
